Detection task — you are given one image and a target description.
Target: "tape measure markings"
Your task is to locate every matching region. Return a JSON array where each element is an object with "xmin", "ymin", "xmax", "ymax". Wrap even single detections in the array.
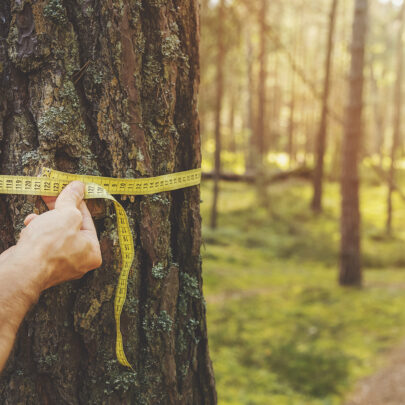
[
  {"xmin": 0, "ymin": 167, "xmax": 201, "ymax": 368},
  {"xmin": 42, "ymin": 167, "xmax": 202, "ymax": 195}
]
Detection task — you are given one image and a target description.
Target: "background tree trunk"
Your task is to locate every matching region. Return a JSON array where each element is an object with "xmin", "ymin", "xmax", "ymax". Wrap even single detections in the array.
[
  {"xmin": 210, "ymin": 0, "xmax": 225, "ymax": 230},
  {"xmin": 0, "ymin": 1, "xmax": 216, "ymax": 404},
  {"xmin": 228, "ymin": 90, "xmax": 236, "ymax": 153},
  {"xmin": 287, "ymin": 59, "xmax": 296, "ymax": 169},
  {"xmin": 256, "ymin": 0, "xmax": 268, "ymax": 166},
  {"xmin": 369, "ymin": 61, "xmax": 387, "ymax": 168},
  {"xmin": 386, "ymin": 2, "xmax": 405, "ymax": 235},
  {"xmin": 311, "ymin": 0, "xmax": 338, "ymax": 213},
  {"xmin": 339, "ymin": 0, "xmax": 368, "ymax": 286},
  {"xmin": 244, "ymin": 30, "xmax": 255, "ymax": 174}
]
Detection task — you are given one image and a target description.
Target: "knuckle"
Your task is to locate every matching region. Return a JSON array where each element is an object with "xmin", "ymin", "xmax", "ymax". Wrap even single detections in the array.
[
  {"xmin": 82, "ymin": 241, "xmax": 102, "ymax": 269},
  {"xmin": 73, "ymin": 271, "xmax": 85, "ymax": 280},
  {"xmin": 93, "ymin": 251, "xmax": 103, "ymax": 268},
  {"xmin": 90, "ymin": 244, "xmax": 102, "ymax": 269}
]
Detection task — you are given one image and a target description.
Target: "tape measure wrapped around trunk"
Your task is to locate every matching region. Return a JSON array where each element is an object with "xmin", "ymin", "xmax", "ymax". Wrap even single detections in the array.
[{"xmin": 0, "ymin": 167, "xmax": 201, "ymax": 368}]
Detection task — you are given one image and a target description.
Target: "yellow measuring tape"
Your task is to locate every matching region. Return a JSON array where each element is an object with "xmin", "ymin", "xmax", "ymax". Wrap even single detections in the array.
[{"xmin": 0, "ymin": 167, "xmax": 201, "ymax": 368}]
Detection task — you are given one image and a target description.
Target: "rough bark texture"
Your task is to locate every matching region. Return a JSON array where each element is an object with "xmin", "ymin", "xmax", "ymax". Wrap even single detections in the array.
[
  {"xmin": 311, "ymin": 0, "xmax": 338, "ymax": 213},
  {"xmin": 0, "ymin": 0, "xmax": 216, "ymax": 404},
  {"xmin": 339, "ymin": 0, "xmax": 368, "ymax": 286}
]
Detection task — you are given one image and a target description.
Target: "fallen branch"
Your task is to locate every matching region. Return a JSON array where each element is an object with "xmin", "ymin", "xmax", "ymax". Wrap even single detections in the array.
[{"xmin": 202, "ymin": 166, "xmax": 313, "ymax": 184}]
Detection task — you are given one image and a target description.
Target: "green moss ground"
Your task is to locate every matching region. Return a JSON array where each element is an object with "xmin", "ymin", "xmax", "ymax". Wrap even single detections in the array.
[{"xmin": 201, "ymin": 178, "xmax": 405, "ymax": 404}]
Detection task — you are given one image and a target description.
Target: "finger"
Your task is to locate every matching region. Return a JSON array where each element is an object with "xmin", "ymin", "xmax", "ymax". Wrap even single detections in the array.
[
  {"xmin": 24, "ymin": 213, "xmax": 38, "ymax": 226},
  {"xmin": 78, "ymin": 201, "xmax": 102, "ymax": 269},
  {"xmin": 0, "ymin": 246, "xmax": 16, "ymax": 263},
  {"xmin": 55, "ymin": 181, "xmax": 85, "ymax": 210},
  {"xmin": 78, "ymin": 200, "xmax": 97, "ymax": 235},
  {"xmin": 42, "ymin": 195, "xmax": 56, "ymax": 210}
]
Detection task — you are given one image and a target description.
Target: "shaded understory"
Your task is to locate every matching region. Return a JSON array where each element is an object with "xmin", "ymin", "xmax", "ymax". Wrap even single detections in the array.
[{"xmin": 201, "ymin": 177, "xmax": 405, "ymax": 405}]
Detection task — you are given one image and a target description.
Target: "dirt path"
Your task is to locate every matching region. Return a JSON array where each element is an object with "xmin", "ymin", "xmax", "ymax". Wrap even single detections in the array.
[{"xmin": 345, "ymin": 340, "xmax": 405, "ymax": 405}]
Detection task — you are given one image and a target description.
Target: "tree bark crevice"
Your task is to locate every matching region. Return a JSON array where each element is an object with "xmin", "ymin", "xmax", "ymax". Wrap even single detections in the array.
[{"xmin": 0, "ymin": 0, "xmax": 216, "ymax": 403}]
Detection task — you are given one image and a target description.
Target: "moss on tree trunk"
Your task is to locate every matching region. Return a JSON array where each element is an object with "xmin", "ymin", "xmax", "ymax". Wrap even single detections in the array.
[{"xmin": 0, "ymin": 0, "xmax": 216, "ymax": 403}]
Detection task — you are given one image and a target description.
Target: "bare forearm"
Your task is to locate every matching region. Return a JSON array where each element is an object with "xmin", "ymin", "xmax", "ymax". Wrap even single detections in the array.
[
  {"xmin": 0, "ymin": 251, "xmax": 41, "ymax": 371},
  {"xmin": 0, "ymin": 181, "xmax": 101, "ymax": 373}
]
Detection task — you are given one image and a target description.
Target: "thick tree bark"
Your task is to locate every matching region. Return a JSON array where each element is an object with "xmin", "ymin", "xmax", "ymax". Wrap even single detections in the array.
[
  {"xmin": 339, "ymin": 0, "xmax": 368, "ymax": 286},
  {"xmin": 311, "ymin": 0, "xmax": 338, "ymax": 213},
  {"xmin": 210, "ymin": 0, "xmax": 225, "ymax": 230},
  {"xmin": 386, "ymin": 2, "xmax": 405, "ymax": 235},
  {"xmin": 0, "ymin": 1, "xmax": 216, "ymax": 404}
]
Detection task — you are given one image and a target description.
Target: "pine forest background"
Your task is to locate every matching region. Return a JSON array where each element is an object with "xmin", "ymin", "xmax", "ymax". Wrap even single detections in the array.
[{"xmin": 199, "ymin": 0, "xmax": 405, "ymax": 403}]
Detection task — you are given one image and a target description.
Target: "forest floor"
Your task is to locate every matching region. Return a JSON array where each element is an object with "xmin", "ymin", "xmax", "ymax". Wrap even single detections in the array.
[
  {"xmin": 201, "ymin": 175, "xmax": 405, "ymax": 405},
  {"xmin": 345, "ymin": 339, "xmax": 405, "ymax": 405}
]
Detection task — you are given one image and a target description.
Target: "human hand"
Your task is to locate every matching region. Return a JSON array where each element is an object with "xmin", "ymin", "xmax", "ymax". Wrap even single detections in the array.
[{"xmin": 12, "ymin": 181, "xmax": 102, "ymax": 293}]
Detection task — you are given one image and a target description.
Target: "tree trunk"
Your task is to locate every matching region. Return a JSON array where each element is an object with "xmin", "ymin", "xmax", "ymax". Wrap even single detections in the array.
[
  {"xmin": 245, "ymin": 30, "xmax": 255, "ymax": 174},
  {"xmin": 386, "ymin": 2, "xmax": 405, "ymax": 235},
  {"xmin": 228, "ymin": 91, "xmax": 236, "ymax": 153},
  {"xmin": 287, "ymin": 62, "xmax": 296, "ymax": 169},
  {"xmin": 339, "ymin": 0, "xmax": 368, "ymax": 287},
  {"xmin": 210, "ymin": 0, "xmax": 225, "ymax": 230},
  {"xmin": 369, "ymin": 61, "xmax": 387, "ymax": 168},
  {"xmin": 311, "ymin": 0, "xmax": 338, "ymax": 213},
  {"xmin": 0, "ymin": 1, "xmax": 216, "ymax": 404},
  {"xmin": 256, "ymin": 0, "xmax": 268, "ymax": 166},
  {"xmin": 269, "ymin": 52, "xmax": 281, "ymax": 155}
]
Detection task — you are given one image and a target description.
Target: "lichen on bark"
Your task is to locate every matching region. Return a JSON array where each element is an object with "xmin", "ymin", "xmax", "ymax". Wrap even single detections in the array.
[{"xmin": 0, "ymin": 0, "xmax": 216, "ymax": 403}]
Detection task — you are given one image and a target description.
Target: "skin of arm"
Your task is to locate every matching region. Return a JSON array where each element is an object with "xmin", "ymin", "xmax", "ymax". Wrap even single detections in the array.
[{"xmin": 0, "ymin": 181, "xmax": 102, "ymax": 372}]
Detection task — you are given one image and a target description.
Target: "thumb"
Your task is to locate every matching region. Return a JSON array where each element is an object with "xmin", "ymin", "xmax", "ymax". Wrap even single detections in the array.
[
  {"xmin": 55, "ymin": 181, "xmax": 85, "ymax": 210},
  {"xmin": 24, "ymin": 213, "xmax": 38, "ymax": 226}
]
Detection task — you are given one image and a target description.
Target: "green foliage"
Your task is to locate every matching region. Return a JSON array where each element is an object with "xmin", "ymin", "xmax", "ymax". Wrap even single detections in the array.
[
  {"xmin": 202, "ymin": 179, "xmax": 405, "ymax": 404},
  {"xmin": 266, "ymin": 329, "xmax": 350, "ymax": 397}
]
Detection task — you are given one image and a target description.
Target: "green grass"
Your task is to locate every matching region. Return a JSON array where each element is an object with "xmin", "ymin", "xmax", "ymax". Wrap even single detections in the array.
[{"xmin": 201, "ymin": 178, "xmax": 405, "ymax": 405}]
